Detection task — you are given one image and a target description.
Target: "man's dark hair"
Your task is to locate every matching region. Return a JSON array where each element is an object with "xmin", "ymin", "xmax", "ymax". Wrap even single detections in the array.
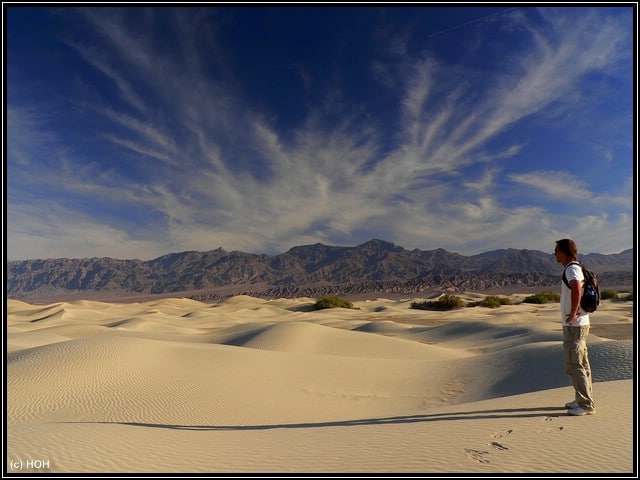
[{"xmin": 556, "ymin": 238, "xmax": 578, "ymax": 260}]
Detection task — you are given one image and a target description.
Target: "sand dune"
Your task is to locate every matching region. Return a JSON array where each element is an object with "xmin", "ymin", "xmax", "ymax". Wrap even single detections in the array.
[{"xmin": 6, "ymin": 294, "xmax": 635, "ymax": 473}]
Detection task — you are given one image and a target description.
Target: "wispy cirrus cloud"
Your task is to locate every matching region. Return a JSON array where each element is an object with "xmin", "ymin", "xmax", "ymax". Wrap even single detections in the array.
[{"xmin": 508, "ymin": 171, "xmax": 593, "ymax": 201}]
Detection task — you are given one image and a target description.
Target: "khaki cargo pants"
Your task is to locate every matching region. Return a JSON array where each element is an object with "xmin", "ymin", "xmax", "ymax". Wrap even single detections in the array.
[{"xmin": 563, "ymin": 325, "xmax": 595, "ymax": 410}]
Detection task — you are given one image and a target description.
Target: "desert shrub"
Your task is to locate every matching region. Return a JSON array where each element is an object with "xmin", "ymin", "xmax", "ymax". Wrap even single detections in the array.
[
  {"xmin": 600, "ymin": 289, "xmax": 618, "ymax": 300},
  {"xmin": 480, "ymin": 295, "xmax": 512, "ymax": 308},
  {"xmin": 313, "ymin": 295, "xmax": 354, "ymax": 310},
  {"xmin": 411, "ymin": 294, "xmax": 465, "ymax": 311},
  {"xmin": 624, "ymin": 292, "xmax": 634, "ymax": 302},
  {"xmin": 410, "ymin": 300, "xmax": 429, "ymax": 310},
  {"xmin": 523, "ymin": 291, "xmax": 560, "ymax": 304}
]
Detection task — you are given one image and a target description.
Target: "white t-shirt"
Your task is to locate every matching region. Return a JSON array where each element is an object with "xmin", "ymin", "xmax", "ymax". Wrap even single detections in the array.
[{"xmin": 560, "ymin": 262, "xmax": 590, "ymax": 327}]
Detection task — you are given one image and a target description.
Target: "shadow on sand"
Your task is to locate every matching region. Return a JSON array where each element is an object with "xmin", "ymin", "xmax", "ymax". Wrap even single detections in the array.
[{"xmin": 69, "ymin": 406, "xmax": 568, "ymax": 431}]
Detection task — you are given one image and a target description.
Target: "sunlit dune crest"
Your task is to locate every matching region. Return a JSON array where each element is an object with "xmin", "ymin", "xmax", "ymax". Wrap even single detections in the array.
[{"xmin": 7, "ymin": 294, "xmax": 634, "ymax": 473}]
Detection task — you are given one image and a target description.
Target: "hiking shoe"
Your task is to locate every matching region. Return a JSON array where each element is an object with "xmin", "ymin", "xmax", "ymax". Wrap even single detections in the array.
[
  {"xmin": 565, "ymin": 401, "xmax": 579, "ymax": 409},
  {"xmin": 567, "ymin": 406, "xmax": 596, "ymax": 416}
]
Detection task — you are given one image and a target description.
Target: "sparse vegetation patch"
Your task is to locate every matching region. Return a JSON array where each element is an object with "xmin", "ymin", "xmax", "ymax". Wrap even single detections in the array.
[
  {"xmin": 523, "ymin": 291, "xmax": 560, "ymax": 304},
  {"xmin": 313, "ymin": 295, "xmax": 354, "ymax": 310},
  {"xmin": 411, "ymin": 294, "xmax": 465, "ymax": 311},
  {"xmin": 479, "ymin": 295, "xmax": 513, "ymax": 308}
]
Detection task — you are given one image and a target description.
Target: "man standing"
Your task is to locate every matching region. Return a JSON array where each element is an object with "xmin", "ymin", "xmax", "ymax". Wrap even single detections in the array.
[{"xmin": 554, "ymin": 239, "xmax": 596, "ymax": 416}]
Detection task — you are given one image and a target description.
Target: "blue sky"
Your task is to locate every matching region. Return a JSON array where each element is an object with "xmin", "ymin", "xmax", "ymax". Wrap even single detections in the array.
[{"xmin": 6, "ymin": 5, "xmax": 635, "ymax": 260}]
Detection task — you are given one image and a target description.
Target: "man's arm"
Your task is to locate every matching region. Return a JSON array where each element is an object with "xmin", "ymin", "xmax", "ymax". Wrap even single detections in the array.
[{"xmin": 567, "ymin": 279, "xmax": 582, "ymax": 324}]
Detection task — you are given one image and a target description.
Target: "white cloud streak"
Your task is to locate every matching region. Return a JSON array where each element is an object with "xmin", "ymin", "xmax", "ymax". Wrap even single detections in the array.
[{"xmin": 508, "ymin": 171, "xmax": 593, "ymax": 200}]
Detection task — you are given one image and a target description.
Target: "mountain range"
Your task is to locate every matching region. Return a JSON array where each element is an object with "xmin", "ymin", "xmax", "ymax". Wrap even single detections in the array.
[{"xmin": 6, "ymin": 239, "xmax": 634, "ymax": 302}]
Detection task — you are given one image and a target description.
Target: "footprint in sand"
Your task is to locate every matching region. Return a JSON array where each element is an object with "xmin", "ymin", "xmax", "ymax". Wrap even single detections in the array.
[
  {"xmin": 538, "ymin": 416, "xmax": 565, "ymax": 433},
  {"xmin": 491, "ymin": 428, "xmax": 513, "ymax": 439},
  {"xmin": 489, "ymin": 429, "xmax": 512, "ymax": 451},
  {"xmin": 538, "ymin": 425, "xmax": 565, "ymax": 434},
  {"xmin": 465, "ymin": 448, "xmax": 490, "ymax": 464},
  {"xmin": 490, "ymin": 441, "xmax": 509, "ymax": 451},
  {"xmin": 548, "ymin": 426, "xmax": 564, "ymax": 433}
]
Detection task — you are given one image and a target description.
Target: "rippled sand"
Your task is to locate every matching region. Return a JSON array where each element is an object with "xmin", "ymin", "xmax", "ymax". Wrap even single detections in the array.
[{"xmin": 7, "ymin": 293, "xmax": 634, "ymax": 473}]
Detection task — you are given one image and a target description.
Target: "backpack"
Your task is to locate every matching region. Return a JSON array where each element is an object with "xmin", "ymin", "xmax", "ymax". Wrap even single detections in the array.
[{"xmin": 562, "ymin": 261, "xmax": 600, "ymax": 313}]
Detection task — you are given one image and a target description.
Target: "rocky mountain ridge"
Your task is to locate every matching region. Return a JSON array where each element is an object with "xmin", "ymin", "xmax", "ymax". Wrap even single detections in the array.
[{"xmin": 6, "ymin": 239, "xmax": 634, "ymax": 302}]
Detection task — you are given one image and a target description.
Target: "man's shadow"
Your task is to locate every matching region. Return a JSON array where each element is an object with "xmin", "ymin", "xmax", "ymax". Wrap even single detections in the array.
[{"xmin": 73, "ymin": 406, "xmax": 567, "ymax": 431}]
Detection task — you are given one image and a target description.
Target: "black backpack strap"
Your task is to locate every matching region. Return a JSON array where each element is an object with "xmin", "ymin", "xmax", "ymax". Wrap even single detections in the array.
[{"xmin": 562, "ymin": 261, "xmax": 581, "ymax": 289}]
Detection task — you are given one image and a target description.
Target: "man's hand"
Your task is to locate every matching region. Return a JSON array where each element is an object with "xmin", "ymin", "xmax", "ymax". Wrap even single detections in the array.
[{"xmin": 566, "ymin": 313, "xmax": 578, "ymax": 325}]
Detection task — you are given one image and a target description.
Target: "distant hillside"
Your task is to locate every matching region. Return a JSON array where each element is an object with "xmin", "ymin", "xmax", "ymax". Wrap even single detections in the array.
[{"xmin": 6, "ymin": 239, "xmax": 634, "ymax": 302}]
